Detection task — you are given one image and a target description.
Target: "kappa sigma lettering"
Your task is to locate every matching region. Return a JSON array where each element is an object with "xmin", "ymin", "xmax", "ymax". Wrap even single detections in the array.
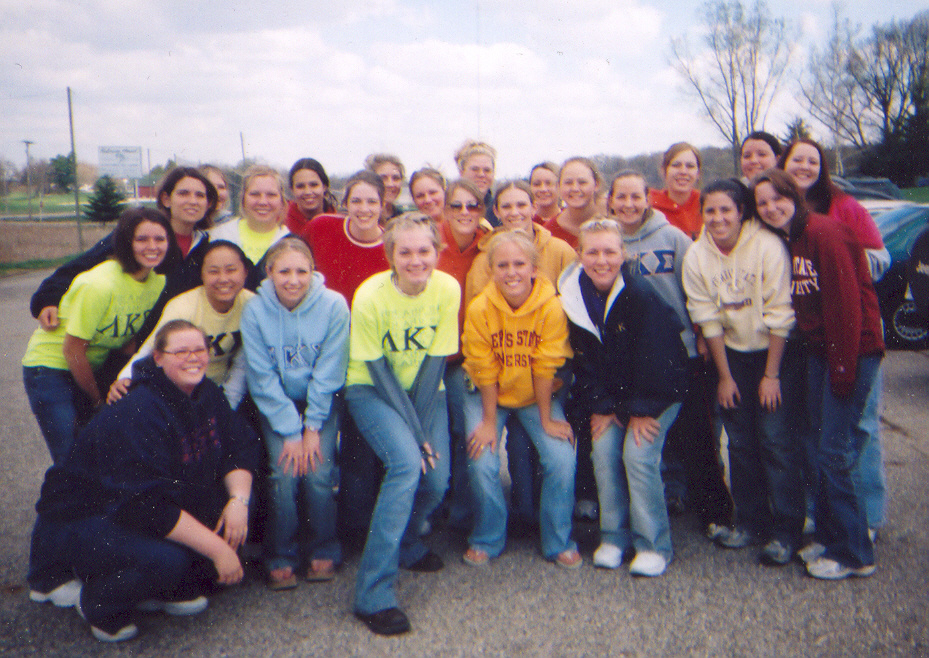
[
  {"xmin": 96, "ymin": 310, "xmax": 153, "ymax": 339},
  {"xmin": 627, "ymin": 249, "xmax": 676, "ymax": 277},
  {"xmin": 791, "ymin": 256, "xmax": 820, "ymax": 296},
  {"xmin": 491, "ymin": 329, "xmax": 542, "ymax": 368}
]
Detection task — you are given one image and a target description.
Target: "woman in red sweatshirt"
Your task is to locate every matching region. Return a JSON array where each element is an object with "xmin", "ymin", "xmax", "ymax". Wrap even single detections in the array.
[{"xmin": 753, "ymin": 169, "xmax": 883, "ymax": 581}]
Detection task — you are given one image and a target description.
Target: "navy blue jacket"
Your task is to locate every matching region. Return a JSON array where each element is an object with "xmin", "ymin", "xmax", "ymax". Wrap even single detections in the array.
[
  {"xmin": 559, "ymin": 261, "xmax": 687, "ymax": 422},
  {"xmin": 36, "ymin": 357, "xmax": 260, "ymax": 538}
]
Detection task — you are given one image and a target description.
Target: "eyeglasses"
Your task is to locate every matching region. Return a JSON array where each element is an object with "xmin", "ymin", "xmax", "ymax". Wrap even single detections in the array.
[
  {"xmin": 162, "ymin": 347, "xmax": 209, "ymax": 359},
  {"xmin": 448, "ymin": 202, "xmax": 482, "ymax": 212}
]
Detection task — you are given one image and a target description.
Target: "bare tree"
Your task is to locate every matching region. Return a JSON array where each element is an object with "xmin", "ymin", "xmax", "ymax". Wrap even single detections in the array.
[
  {"xmin": 800, "ymin": 3, "xmax": 869, "ymax": 174},
  {"xmin": 848, "ymin": 11, "xmax": 929, "ymax": 184},
  {"xmin": 671, "ymin": 1, "xmax": 793, "ymax": 175}
]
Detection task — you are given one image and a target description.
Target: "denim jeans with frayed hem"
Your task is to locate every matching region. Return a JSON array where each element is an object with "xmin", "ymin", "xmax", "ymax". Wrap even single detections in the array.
[
  {"xmin": 806, "ymin": 353, "xmax": 880, "ymax": 569},
  {"xmin": 464, "ymin": 394, "xmax": 577, "ymax": 560},
  {"xmin": 591, "ymin": 403, "xmax": 680, "ymax": 561},
  {"xmin": 263, "ymin": 403, "xmax": 342, "ymax": 572},
  {"xmin": 346, "ymin": 385, "xmax": 449, "ymax": 615}
]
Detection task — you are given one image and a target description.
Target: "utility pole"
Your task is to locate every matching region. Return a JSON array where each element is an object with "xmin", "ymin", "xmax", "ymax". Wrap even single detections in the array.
[
  {"xmin": 240, "ymin": 132, "xmax": 246, "ymax": 162},
  {"xmin": 68, "ymin": 87, "xmax": 84, "ymax": 250},
  {"xmin": 23, "ymin": 140, "xmax": 33, "ymax": 221}
]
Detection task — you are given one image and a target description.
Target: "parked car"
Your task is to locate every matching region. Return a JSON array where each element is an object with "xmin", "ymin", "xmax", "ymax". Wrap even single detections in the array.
[
  {"xmin": 846, "ymin": 177, "xmax": 904, "ymax": 200},
  {"xmin": 833, "ymin": 176, "xmax": 896, "ymax": 201},
  {"xmin": 873, "ymin": 204, "xmax": 929, "ymax": 348},
  {"xmin": 860, "ymin": 199, "xmax": 914, "ymax": 218}
]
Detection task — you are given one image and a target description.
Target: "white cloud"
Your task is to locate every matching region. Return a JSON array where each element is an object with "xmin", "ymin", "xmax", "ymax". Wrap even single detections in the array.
[{"xmin": 0, "ymin": 0, "xmax": 908, "ymax": 180}]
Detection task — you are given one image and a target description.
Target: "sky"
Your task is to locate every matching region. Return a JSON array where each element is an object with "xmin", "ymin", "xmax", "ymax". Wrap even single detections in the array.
[{"xmin": 1, "ymin": 0, "xmax": 923, "ymax": 180}]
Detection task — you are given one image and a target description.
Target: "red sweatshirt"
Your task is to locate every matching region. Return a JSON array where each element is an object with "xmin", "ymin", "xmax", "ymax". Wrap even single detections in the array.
[
  {"xmin": 788, "ymin": 213, "xmax": 884, "ymax": 397},
  {"xmin": 297, "ymin": 213, "xmax": 388, "ymax": 307}
]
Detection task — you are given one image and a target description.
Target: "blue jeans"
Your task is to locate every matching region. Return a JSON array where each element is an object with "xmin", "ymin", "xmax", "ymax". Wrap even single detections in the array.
[
  {"xmin": 591, "ymin": 403, "xmax": 680, "ymax": 561},
  {"xmin": 806, "ymin": 353, "xmax": 880, "ymax": 568},
  {"xmin": 263, "ymin": 401, "xmax": 341, "ymax": 571},
  {"xmin": 23, "ymin": 366, "xmax": 95, "ymax": 464},
  {"xmin": 444, "ymin": 363, "xmax": 473, "ymax": 529},
  {"xmin": 30, "ymin": 514, "xmax": 212, "ymax": 634},
  {"xmin": 799, "ymin": 354, "xmax": 886, "ymax": 531},
  {"xmin": 718, "ymin": 348, "xmax": 803, "ymax": 547},
  {"xmin": 346, "ymin": 385, "xmax": 449, "ymax": 615},
  {"xmin": 464, "ymin": 393, "xmax": 577, "ymax": 559},
  {"xmin": 854, "ymin": 365, "xmax": 886, "ymax": 529}
]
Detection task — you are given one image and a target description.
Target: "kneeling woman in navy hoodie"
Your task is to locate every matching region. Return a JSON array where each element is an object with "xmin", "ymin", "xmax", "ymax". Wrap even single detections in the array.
[
  {"xmin": 28, "ymin": 320, "xmax": 260, "ymax": 642},
  {"xmin": 559, "ymin": 218, "xmax": 687, "ymax": 577}
]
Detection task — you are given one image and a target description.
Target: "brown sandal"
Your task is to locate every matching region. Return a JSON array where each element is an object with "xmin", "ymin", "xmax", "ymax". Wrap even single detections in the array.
[
  {"xmin": 306, "ymin": 559, "xmax": 336, "ymax": 582},
  {"xmin": 268, "ymin": 567, "xmax": 298, "ymax": 590}
]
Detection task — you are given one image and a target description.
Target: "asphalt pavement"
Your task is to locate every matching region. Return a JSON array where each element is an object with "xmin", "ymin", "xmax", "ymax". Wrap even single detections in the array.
[{"xmin": 0, "ymin": 269, "xmax": 927, "ymax": 656}]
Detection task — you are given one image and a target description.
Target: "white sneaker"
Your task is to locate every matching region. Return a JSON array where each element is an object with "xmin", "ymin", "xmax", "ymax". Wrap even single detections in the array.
[
  {"xmin": 29, "ymin": 579, "xmax": 82, "ymax": 607},
  {"xmin": 629, "ymin": 551, "xmax": 666, "ymax": 577},
  {"xmin": 76, "ymin": 599, "xmax": 138, "ymax": 643},
  {"xmin": 797, "ymin": 542, "xmax": 826, "ymax": 565},
  {"xmin": 137, "ymin": 595, "xmax": 208, "ymax": 616},
  {"xmin": 806, "ymin": 556, "xmax": 876, "ymax": 580},
  {"xmin": 90, "ymin": 623, "xmax": 139, "ymax": 643},
  {"xmin": 592, "ymin": 543, "xmax": 622, "ymax": 569}
]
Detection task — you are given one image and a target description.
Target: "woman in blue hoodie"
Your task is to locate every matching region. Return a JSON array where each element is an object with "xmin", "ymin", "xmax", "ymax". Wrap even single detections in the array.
[{"xmin": 241, "ymin": 237, "xmax": 350, "ymax": 589}]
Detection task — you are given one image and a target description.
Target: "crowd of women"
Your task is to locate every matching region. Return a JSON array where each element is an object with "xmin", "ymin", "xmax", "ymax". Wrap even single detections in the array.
[{"xmin": 22, "ymin": 134, "xmax": 888, "ymax": 640}]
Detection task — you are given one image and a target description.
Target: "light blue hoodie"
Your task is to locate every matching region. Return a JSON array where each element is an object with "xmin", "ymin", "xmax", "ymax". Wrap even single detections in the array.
[{"xmin": 241, "ymin": 272, "xmax": 350, "ymax": 440}]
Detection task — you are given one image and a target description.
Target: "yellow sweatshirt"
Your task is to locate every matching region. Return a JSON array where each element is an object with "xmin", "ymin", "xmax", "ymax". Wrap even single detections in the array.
[{"xmin": 462, "ymin": 275, "xmax": 572, "ymax": 409}]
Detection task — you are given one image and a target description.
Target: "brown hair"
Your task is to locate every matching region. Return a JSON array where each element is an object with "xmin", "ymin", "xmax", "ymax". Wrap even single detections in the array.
[
  {"xmin": 661, "ymin": 142, "xmax": 702, "ymax": 173},
  {"xmin": 752, "ymin": 168, "xmax": 809, "ymax": 240},
  {"xmin": 153, "ymin": 319, "xmax": 205, "ymax": 353}
]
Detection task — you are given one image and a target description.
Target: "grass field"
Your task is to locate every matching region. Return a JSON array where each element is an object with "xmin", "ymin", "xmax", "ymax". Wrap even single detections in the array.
[
  {"xmin": 0, "ymin": 191, "xmax": 89, "ymax": 216},
  {"xmin": 0, "ymin": 255, "xmax": 76, "ymax": 274},
  {"xmin": 904, "ymin": 187, "xmax": 929, "ymax": 203}
]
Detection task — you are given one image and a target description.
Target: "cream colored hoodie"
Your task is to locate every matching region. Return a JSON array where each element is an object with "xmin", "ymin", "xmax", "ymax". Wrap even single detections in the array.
[{"xmin": 682, "ymin": 219, "xmax": 795, "ymax": 353}]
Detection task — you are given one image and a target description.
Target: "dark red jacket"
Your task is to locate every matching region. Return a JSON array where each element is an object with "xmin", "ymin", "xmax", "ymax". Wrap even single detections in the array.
[{"xmin": 788, "ymin": 212, "xmax": 884, "ymax": 397}]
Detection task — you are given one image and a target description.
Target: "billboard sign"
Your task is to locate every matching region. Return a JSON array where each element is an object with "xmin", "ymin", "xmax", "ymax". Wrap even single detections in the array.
[{"xmin": 98, "ymin": 146, "xmax": 144, "ymax": 179}]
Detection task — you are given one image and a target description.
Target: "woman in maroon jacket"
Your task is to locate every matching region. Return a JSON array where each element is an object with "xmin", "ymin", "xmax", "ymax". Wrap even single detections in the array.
[{"xmin": 753, "ymin": 169, "xmax": 883, "ymax": 581}]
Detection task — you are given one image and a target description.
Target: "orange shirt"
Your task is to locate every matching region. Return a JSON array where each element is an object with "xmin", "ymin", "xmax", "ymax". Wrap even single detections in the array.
[
  {"xmin": 437, "ymin": 219, "xmax": 487, "ymax": 360},
  {"xmin": 649, "ymin": 189, "xmax": 702, "ymax": 240}
]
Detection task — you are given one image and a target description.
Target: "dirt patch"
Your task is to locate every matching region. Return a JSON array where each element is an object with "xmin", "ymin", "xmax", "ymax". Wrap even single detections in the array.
[{"xmin": 0, "ymin": 221, "xmax": 111, "ymax": 263}]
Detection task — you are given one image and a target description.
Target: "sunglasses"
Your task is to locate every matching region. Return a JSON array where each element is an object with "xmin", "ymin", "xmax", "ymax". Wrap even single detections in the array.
[{"xmin": 448, "ymin": 202, "xmax": 482, "ymax": 212}]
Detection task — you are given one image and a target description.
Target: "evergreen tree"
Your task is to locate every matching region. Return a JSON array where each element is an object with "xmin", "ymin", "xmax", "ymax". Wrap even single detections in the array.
[
  {"xmin": 50, "ymin": 153, "xmax": 76, "ymax": 192},
  {"xmin": 84, "ymin": 176, "xmax": 126, "ymax": 224}
]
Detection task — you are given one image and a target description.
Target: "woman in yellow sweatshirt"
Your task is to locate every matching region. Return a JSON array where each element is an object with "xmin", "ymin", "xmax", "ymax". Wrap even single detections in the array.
[{"xmin": 461, "ymin": 231, "xmax": 579, "ymax": 569}]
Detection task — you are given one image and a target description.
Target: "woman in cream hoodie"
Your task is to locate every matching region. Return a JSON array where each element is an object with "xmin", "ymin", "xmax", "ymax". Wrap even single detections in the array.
[{"xmin": 682, "ymin": 179, "xmax": 802, "ymax": 567}]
